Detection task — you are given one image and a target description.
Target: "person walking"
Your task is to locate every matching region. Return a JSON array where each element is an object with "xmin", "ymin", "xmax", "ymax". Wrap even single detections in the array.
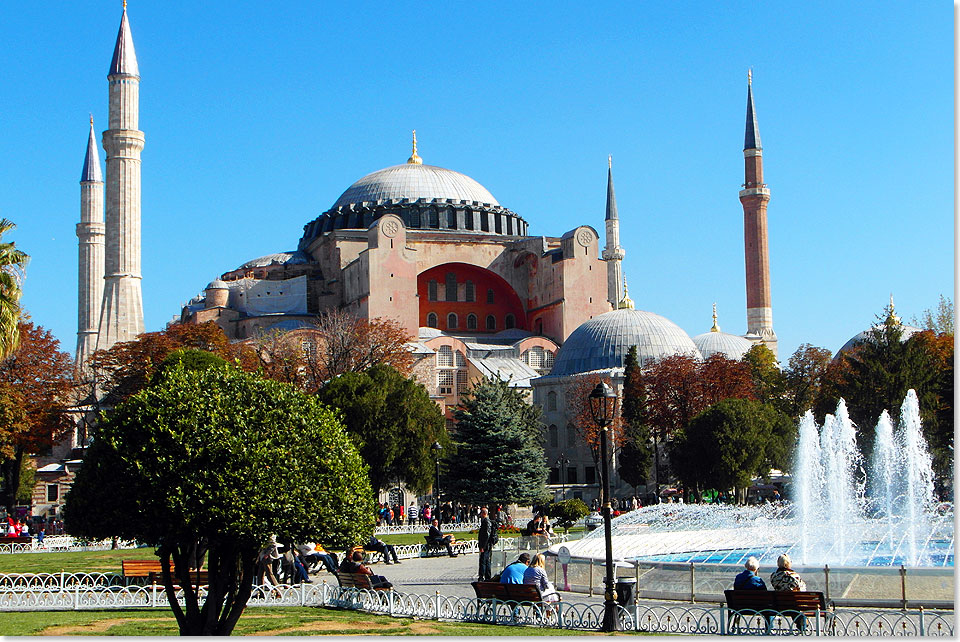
[{"xmin": 477, "ymin": 507, "xmax": 498, "ymax": 581}]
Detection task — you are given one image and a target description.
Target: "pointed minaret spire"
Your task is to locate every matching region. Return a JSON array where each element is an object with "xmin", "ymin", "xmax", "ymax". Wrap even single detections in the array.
[
  {"xmin": 887, "ymin": 293, "xmax": 901, "ymax": 324},
  {"xmin": 77, "ymin": 116, "xmax": 105, "ymax": 370},
  {"xmin": 739, "ymin": 72, "xmax": 777, "ymax": 356},
  {"xmin": 407, "ymin": 130, "xmax": 423, "ymax": 164},
  {"xmin": 711, "ymin": 303, "xmax": 720, "ymax": 332},
  {"xmin": 98, "ymin": 3, "xmax": 145, "ymax": 351},
  {"xmin": 110, "ymin": 2, "xmax": 139, "ymax": 77},
  {"xmin": 80, "ymin": 114, "xmax": 102, "ymax": 183},
  {"xmin": 744, "ymin": 69, "xmax": 761, "ymax": 151},
  {"xmin": 618, "ymin": 275, "xmax": 635, "ymax": 310},
  {"xmin": 602, "ymin": 156, "xmax": 625, "ymax": 309}
]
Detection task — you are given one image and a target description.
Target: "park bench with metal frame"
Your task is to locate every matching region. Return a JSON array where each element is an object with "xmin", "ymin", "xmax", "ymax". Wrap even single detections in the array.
[
  {"xmin": 121, "ymin": 559, "xmax": 207, "ymax": 588},
  {"xmin": 725, "ymin": 589, "xmax": 835, "ymax": 634}
]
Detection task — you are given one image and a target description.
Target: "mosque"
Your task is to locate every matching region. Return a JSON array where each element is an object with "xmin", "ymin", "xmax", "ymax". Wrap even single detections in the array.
[{"xmin": 61, "ymin": 5, "xmax": 779, "ymax": 510}]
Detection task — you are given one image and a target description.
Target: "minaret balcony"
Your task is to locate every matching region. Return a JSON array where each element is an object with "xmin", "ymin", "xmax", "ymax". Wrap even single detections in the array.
[{"xmin": 739, "ymin": 186, "xmax": 770, "ymax": 198}]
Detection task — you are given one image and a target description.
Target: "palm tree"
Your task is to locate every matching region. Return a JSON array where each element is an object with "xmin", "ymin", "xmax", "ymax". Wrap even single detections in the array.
[{"xmin": 0, "ymin": 219, "xmax": 29, "ymax": 360}]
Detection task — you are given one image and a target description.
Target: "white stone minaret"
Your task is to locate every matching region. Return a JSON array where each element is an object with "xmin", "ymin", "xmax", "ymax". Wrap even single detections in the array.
[
  {"xmin": 76, "ymin": 116, "xmax": 105, "ymax": 368},
  {"xmin": 97, "ymin": 3, "xmax": 144, "ymax": 351},
  {"xmin": 602, "ymin": 156, "xmax": 625, "ymax": 308}
]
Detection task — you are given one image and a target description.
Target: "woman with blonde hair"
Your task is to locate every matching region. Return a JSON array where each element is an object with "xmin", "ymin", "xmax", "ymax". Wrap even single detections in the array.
[
  {"xmin": 770, "ymin": 553, "xmax": 807, "ymax": 591},
  {"xmin": 522, "ymin": 553, "xmax": 560, "ymax": 603}
]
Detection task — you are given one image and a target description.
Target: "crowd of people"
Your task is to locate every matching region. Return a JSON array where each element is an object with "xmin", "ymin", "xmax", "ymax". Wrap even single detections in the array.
[{"xmin": 377, "ymin": 501, "xmax": 506, "ymax": 526}]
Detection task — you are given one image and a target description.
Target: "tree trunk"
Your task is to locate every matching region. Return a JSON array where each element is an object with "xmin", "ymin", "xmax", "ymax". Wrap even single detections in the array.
[{"xmin": 0, "ymin": 448, "xmax": 24, "ymax": 514}]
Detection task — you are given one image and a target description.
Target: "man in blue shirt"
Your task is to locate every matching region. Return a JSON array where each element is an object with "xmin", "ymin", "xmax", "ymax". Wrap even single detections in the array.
[
  {"xmin": 499, "ymin": 553, "xmax": 531, "ymax": 583},
  {"xmin": 733, "ymin": 556, "xmax": 767, "ymax": 590}
]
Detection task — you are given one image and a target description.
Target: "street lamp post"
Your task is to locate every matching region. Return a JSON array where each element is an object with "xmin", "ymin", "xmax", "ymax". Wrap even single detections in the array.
[
  {"xmin": 555, "ymin": 453, "xmax": 570, "ymax": 501},
  {"xmin": 589, "ymin": 381, "xmax": 620, "ymax": 632},
  {"xmin": 431, "ymin": 441, "xmax": 443, "ymax": 505}
]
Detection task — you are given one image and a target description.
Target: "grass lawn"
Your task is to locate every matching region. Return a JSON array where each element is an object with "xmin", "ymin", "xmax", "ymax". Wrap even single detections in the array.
[
  {"xmin": 0, "ymin": 607, "xmax": 611, "ymax": 636},
  {"xmin": 0, "ymin": 547, "xmax": 159, "ymax": 575}
]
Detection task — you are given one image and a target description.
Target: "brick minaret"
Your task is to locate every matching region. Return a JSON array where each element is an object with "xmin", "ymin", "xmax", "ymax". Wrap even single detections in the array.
[
  {"xmin": 98, "ymin": 3, "xmax": 145, "ymax": 351},
  {"xmin": 602, "ymin": 156, "xmax": 625, "ymax": 308},
  {"xmin": 739, "ymin": 70, "xmax": 777, "ymax": 357},
  {"xmin": 76, "ymin": 115, "xmax": 104, "ymax": 369}
]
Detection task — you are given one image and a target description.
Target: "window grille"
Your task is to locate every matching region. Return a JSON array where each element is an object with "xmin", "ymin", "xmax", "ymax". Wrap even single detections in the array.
[
  {"xmin": 438, "ymin": 370, "xmax": 454, "ymax": 395},
  {"xmin": 445, "ymin": 272, "xmax": 457, "ymax": 302},
  {"xmin": 465, "ymin": 281, "xmax": 475, "ymax": 302},
  {"xmin": 437, "ymin": 345, "xmax": 454, "ymax": 367},
  {"xmin": 427, "ymin": 312, "xmax": 438, "ymax": 328},
  {"xmin": 447, "ymin": 313, "xmax": 458, "ymax": 329},
  {"xmin": 467, "ymin": 314, "xmax": 478, "ymax": 330},
  {"xmin": 428, "ymin": 280, "xmax": 438, "ymax": 301},
  {"xmin": 456, "ymin": 370, "xmax": 468, "ymax": 394}
]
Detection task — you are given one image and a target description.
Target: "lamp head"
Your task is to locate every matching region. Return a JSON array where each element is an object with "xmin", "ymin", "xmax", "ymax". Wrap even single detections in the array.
[{"xmin": 589, "ymin": 381, "xmax": 617, "ymax": 425}]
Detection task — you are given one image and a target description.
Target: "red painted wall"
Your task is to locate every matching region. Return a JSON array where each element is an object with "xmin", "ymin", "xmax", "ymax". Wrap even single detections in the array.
[{"xmin": 418, "ymin": 262, "xmax": 527, "ymax": 332}]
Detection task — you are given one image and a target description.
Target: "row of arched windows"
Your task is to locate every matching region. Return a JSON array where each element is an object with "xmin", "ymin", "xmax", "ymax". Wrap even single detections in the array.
[
  {"xmin": 426, "ymin": 312, "xmax": 515, "ymax": 331},
  {"xmin": 427, "ymin": 275, "xmax": 495, "ymax": 304},
  {"xmin": 548, "ymin": 423, "xmax": 578, "ymax": 448}
]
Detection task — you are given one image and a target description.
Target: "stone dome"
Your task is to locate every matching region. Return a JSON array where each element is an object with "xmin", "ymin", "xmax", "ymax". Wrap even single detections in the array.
[
  {"xmin": 238, "ymin": 250, "xmax": 310, "ymax": 270},
  {"xmin": 332, "ymin": 163, "xmax": 499, "ymax": 209},
  {"xmin": 693, "ymin": 331, "xmax": 755, "ymax": 360},
  {"xmin": 205, "ymin": 279, "xmax": 229, "ymax": 290},
  {"xmin": 549, "ymin": 309, "xmax": 701, "ymax": 377},
  {"xmin": 837, "ymin": 323, "xmax": 923, "ymax": 356}
]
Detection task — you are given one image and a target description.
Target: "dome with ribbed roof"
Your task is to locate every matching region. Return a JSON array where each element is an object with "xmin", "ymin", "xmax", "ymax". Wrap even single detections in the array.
[
  {"xmin": 693, "ymin": 331, "xmax": 755, "ymax": 360},
  {"xmin": 549, "ymin": 309, "xmax": 701, "ymax": 377},
  {"xmin": 332, "ymin": 163, "xmax": 499, "ymax": 209}
]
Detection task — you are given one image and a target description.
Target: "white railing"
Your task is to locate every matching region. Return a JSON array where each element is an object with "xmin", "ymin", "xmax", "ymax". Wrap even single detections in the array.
[
  {"xmin": 374, "ymin": 522, "xmax": 481, "ymax": 535},
  {"xmin": 0, "ymin": 581, "xmax": 953, "ymax": 635},
  {"xmin": 0, "ymin": 537, "xmax": 139, "ymax": 554}
]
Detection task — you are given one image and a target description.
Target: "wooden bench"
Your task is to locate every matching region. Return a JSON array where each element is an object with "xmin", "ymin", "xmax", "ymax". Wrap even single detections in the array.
[
  {"xmin": 472, "ymin": 581, "xmax": 547, "ymax": 603},
  {"xmin": 336, "ymin": 571, "xmax": 391, "ymax": 591},
  {"xmin": 422, "ymin": 536, "xmax": 468, "ymax": 556},
  {"xmin": 2, "ymin": 536, "xmax": 32, "ymax": 545},
  {"xmin": 121, "ymin": 559, "xmax": 208, "ymax": 588},
  {"xmin": 724, "ymin": 590, "xmax": 833, "ymax": 633}
]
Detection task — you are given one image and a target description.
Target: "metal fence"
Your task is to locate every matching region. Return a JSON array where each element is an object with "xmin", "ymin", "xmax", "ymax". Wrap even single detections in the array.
[
  {"xmin": 373, "ymin": 522, "xmax": 481, "ymax": 535},
  {"xmin": 0, "ymin": 580, "xmax": 953, "ymax": 635},
  {"xmin": 1, "ymin": 537, "xmax": 139, "ymax": 554}
]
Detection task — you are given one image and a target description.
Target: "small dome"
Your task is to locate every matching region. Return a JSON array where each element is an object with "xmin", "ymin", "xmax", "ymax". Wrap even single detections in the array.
[
  {"xmin": 205, "ymin": 279, "xmax": 228, "ymax": 290},
  {"xmin": 693, "ymin": 331, "xmax": 755, "ymax": 360},
  {"xmin": 332, "ymin": 163, "xmax": 499, "ymax": 209},
  {"xmin": 550, "ymin": 309, "xmax": 701, "ymax": 377},
  {"xmin": 238, "ymin": 250, "xmax": 310, "ymax": 270},
  {"xmin": 838, "ymin": 324, "xmax": 923, "ymax": 356}
]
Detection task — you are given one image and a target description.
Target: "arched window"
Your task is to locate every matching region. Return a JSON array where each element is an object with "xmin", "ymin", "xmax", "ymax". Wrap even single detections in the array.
[
  {"xmin": 547, "ymin": 391, "xmax": 557, "ymax": 411},
  {"xmin": 467, "ymin": 314, "xmax": 478, "ymax": 330},
  {"xmin": 465, "ymin": 280, "xmax": 475, "ymax": 302},
  {"xmin": 445, "ymin": 272, "xmax": 457, "ymax": 302},
  {"xmin": 486, "ymin": 315, "xmax": 496, "ymax": 331},
  {"xmin": 447, "ymin": 313, "xmax": 458, "ymax": 329},
  {"xmin": 505, "ymin": 314, "xmax": 515, "ymax": 329},
  {"xmin": 426, "ymin": 312, "xmax": 438, "ymax": 328},
  {"xmin": 437, "ymin": 345, "xmax": 454, "ymax": 367},
  {"xmin": 487, "ymin": 289, "xmax": 495, "ymax": 304},
  {"xmin": 428, "ymin": 280, "xmax": 438, "ymax": 302},
  {"xmin": 566, "ymin": 423, "xmax": 576, "ymax": 447},
  {"xmin": 544, "ymin": 350, "xmax": 555, "ymax": 371},
  {"xmin": 549, "ymin": 425, "xmax": 559, "ymax": 448}
]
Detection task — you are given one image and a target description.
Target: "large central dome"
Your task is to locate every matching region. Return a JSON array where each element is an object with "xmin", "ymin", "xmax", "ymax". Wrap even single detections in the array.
[{"xmin": 332, "ymin": 163, "xmax": 500, "ymax": 209}]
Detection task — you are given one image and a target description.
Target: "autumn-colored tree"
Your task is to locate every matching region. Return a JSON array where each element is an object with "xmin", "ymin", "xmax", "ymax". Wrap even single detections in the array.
[
  {"xmin": 741, "ymin": 344, "xmax": 786, "ymax": 412},
  {"xmin": 565, "ymin": 374, "xmax": 623, "ymax": 490},
  {"xmin": 0, "ymin": 322, "xmax": 74, "ymax": 512},
  {"xmin": 783, "ymin": 343, "xmax": 832, "ymax": 419},
  {"xmin": 87, "ymin": 321, "xmax": 257, "ymax": 407},
  {"xmin": 254, "ymin": 310, "xmax": 413, "ymax": 393}
]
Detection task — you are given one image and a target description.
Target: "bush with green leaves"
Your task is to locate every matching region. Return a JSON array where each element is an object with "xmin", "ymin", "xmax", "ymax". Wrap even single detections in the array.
[
  {"xmin": 64, "ymin": 358, "xmax": 374, "ymax": 636},
  {"xmin": 547, "ymin": 498, "xmax": 589, "ymax": 532}
]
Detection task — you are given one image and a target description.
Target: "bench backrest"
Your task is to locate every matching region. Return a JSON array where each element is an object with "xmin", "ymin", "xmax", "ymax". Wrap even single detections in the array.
[
  {"xmin": 122, "ymin": 560, "xmax": 166, "ymax": 576},
  {"xmin": 774, "ymin": 591, "xmax": 826, "ymax": 613},
  {"xmin": 724, "ymin": 589, "xmax": 776, "ymax": 611},
  {"xmin": 472, "ymin": 581, "xmax": 543, "ymax": 603},
  {"xmin": 725, "ymin": 590, "xmax": 826, "ymax": 613},
  {"xmin": 338, "ymin": 572, "xmax": 374, "ymax": 590}
]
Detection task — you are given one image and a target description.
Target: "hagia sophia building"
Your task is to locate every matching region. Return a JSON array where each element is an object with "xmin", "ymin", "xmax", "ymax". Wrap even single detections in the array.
[{"xmin": 56, "ymin": 5, "xmax": 778, "ymax": 510}]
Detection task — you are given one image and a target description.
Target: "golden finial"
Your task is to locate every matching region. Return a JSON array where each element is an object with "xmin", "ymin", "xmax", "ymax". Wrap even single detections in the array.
[
  {"xmin": 711, "ymin": 303, "xmax": 720, "ymax": 332},
  {"xmin": 123, "ymin": 0, "xmax": 127, "ymax": 10},
  {"xmin": 89, "ymin": 113, "xmax": 94, "ymax": 127},
  {"xmin": 748, "ymin": 69, "xmax": 752, "ymax": 86},
  {"xmin": 888, "ymin": 293, "xmax": 901, "ymax": 324},
  {"xmin": 407, "ymin": 130, "xmax": 423, "ymax": 165},
  {"xmin": 618, "ymin": 275, "xmax": 635, "ymax": 310},
  {"xmin": 608, "ymin": 155, "xmax": 612, "ymax": 170}
]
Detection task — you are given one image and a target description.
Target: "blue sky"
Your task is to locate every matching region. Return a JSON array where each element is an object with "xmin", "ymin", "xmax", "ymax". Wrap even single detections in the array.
[{"xmin": 1, "ymin": 1, "xmax": 953, "ymax": 362}]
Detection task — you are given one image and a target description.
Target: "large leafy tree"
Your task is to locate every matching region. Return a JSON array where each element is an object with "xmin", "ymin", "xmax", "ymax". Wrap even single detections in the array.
[
  {"xmin": 617, "ymin": 346, "xmax": 652, "ymax": 492},
  {"xmin": 783, "ymin": 343, "xmax": 832, "ymax": 419},
  {"xmin": 64, "ymin": 359, "xmax": 374, "ymax": 636},
  {"xmin": 671, "ymin": 398, "xmax": 794, "ymax": 501},
  {"xmin": 0, "ymin": 321, "xmax": 74, "ymax": 512},
  {"xmin": 565, "ymin": 374, "xmax": 624, "ymax": 489},
  {"xmin": 445, "ymin": 377, "xmax": 548, "ymax": 506},
  {"xmin": 0, "ymin": 219, "xmax": 28, "ymax": 361},
  {"xmin": 315, "ymin": 364, "xmax": 448, "ymax": 493},
  {"xmin": 741, "ymin": 344, "xmax": 786, "ymax": 412}
]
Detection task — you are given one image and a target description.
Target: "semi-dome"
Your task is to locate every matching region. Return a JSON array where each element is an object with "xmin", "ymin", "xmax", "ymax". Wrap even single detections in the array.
[
  {"xmin": 549, "ymin": 308, "xmax": 701, "ymax": 377},
  {"xmin": 332, "ymin": 163, "xmax": 500, "ymax": 209},
  {"xmin": 693, "ymin": 331, "xmax": 755, "ymax": 360},
  {"xmin": 238, "ymin": 250, "xmax": 310, "ymax": 270}
]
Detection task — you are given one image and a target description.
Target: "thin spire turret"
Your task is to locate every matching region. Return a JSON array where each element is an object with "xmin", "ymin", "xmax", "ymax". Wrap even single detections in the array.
[
  {"xmin": 711, "ymin": 303, "xmax": 720, "ymax": 332},
  {"xmin": 407, "ymin": 130, "xmax": 422, "ymax": 165},
  {"xmin": 744, "ymin": 69, "xmax": 761, "ymax": 151},
  {"xmin": 602, "ymin": 156, "xmax": 625, "ymax": 308}
]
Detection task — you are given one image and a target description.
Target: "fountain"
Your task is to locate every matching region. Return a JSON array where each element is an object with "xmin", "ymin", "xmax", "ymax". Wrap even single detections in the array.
[{"xmin": 558, "ymin": 390, "xmax": 953, "ymax": 569}]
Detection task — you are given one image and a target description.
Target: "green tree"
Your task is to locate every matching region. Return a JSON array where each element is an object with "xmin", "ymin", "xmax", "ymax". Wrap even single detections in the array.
[
  {"xmin": 63, "ymin": 362, "xmax": 374, "ymax": 636},
  {"xmin": 617, "ymin": 346, "xmax": 652, "ymax": 492},
  {"xmin": 671, "ymin": 398, "xmax": 794, "ymax": 501},
  {"xmin": 0, "ymin": 219, "xmax": 28, "ymax": 360},
  {"xmin": 546, "ymin": 498, "xmax": 589, "ymax": 533},
  {"xmin": 783, "ymin": 343, "xmax": 832, "ymax": 419},
  {"xmin": 742, "ymin": 344, "xmax": 786, "ymax": 412},
  {"xmin": 316, "ymin": 363, "xmax": 448, "ymax": 493},
  {"xmin": 911, "ymin": 294, "xmax": 954, "ymax": 335},
  {"xmin": 445, "ymin": 377, "xmax": 548, "ymax": 506}
]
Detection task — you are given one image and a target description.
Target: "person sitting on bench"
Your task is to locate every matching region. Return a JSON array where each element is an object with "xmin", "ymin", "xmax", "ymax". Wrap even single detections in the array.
[
  {"xmin": 733, "ymin": 556, "xmax": 767, "ymax": 590},
  {"xmin": 339, "ymin": 550, "xmax": 392, "ymax": 589},
  {"xmin": 365, "ymin": 535, "xmax": 400, "ymax": 564},
  {"xmin": 770, "ymin": 553, "xmax": 806, "ymax": 591},
  {"xmin": 499, "ymin": 553, "xmax": 531, "ymax": 583},
  {"xmin": 427, "ymin": 518, "xmax": 458, "ymax": 557}
]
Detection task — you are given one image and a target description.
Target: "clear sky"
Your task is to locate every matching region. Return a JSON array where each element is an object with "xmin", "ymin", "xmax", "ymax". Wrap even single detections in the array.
[{"xmin": 1, "ymin": 1, "xmax": 953, "ymax": 362}]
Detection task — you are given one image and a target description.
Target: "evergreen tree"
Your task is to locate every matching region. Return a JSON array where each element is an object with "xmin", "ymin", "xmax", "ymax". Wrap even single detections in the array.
[
  {"xmin": 445, "ymin": 377, "xmax": 548, "ymax": 506},
  {"xmin": 617, "ymin": 346, "xmax": 652, "ymax": 492}
]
